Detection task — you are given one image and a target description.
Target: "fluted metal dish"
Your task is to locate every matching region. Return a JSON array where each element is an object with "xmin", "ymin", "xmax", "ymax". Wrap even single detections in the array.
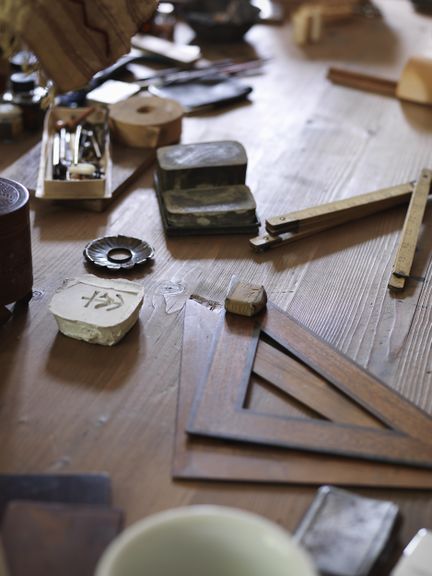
[{"xmin": 84, "ymin": 235, "xmax": 154, "ymax": 270}]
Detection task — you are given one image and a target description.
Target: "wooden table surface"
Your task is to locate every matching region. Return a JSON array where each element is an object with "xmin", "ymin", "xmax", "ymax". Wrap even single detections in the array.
[{"xmin": 2, "ymin": 0, "xmax": 432, "ymax": 560}]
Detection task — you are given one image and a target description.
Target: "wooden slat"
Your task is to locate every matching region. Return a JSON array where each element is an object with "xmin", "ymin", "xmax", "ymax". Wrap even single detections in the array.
[
  {"xmin": 389, "ymin": 168, "xmax": 432, "ymax": 290},
  {"xmin": 253, "ymin": 339, "xmax": 384, "ymax": 427}
]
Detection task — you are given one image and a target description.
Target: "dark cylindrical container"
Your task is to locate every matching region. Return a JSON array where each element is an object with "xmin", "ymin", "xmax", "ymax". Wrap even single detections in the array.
[{"xmin": 0, "ymin": 177, "xmax": 33, "ymax": 305}]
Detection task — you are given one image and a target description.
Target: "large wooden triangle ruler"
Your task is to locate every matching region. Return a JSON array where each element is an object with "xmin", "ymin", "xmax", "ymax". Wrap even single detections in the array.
[
  {"xmin": 187, "ymin": 300, "xmax": 432, "ymax": 468},
  {"xmin": 174, "ymin": 297, "xmax": 432, "ymax": 486},
  {"xmin": 250, "ymin": 169, "xmax": 432, "ymax": 291}
]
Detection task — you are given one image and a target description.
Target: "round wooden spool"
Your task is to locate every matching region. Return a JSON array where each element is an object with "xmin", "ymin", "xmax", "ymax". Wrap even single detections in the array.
[
  {"xmin": 109, "ymin": 95, "xmax": 184, "ymax": 148},
  {"xmin": 0, "ymin": 177, "xmax": 33, "ymax": 305}
]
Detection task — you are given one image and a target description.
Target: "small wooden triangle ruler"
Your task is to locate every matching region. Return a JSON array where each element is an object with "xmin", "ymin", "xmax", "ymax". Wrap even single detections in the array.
[
  {"xmin": 187, "ymin": 301, "xmax": 432, "ymax": 467},
  {"xmin": 250, "ymin": 169, "xmax": 432, "ymax": 291}
]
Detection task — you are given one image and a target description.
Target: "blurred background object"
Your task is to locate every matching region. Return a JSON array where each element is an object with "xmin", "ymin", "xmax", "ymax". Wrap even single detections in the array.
[
  {"xmin": 0, "ymin": 0, "xmax": 157, "ymax": 92},
  {"xmin": 181, "ymin": 0, "xmax": 261, "ymax": 43},
  {"xmin": 410, "ymin": 0, "xmax": 432, "ymax": 13}
]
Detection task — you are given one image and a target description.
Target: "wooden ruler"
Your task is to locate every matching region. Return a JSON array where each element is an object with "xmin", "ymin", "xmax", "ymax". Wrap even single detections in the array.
[
  {"xmin": 250, "ymin": 173, "xmax": 431, "ymax": 290},
  {"xmin": 388, "ymin": 169, "xmax": 432, "ymax": 290},
  {"xmin": 250, "ymin": 181, "xmax": 415, "ymax": 251}
]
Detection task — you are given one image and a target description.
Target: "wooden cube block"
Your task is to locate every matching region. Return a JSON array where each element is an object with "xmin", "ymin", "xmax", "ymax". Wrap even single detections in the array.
[{"xmin": 225, "ymin": 277, "xmax": 267, "ymax": 317}]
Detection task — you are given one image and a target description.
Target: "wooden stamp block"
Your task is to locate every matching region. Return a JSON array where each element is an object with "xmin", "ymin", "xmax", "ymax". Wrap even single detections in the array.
[{"xmin": 225, "ymin": 276, "xmax": 267, "ymax": 317}]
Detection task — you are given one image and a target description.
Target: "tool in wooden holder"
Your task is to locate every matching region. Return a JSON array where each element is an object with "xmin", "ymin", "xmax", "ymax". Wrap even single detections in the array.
[
  {"xmin": 187, "ymin": 299, "xmax": 432, "ymax": 468},
  {"xmin": 250, "ymin": 172, "xmax": 432, "ymax": 291},
  {"xmin": 293, "ymin": 0, "xmax": 380, "ymax": 45},
  {"xmin": 328, "ymin": 57, "xmax": 432, "ymax": 106}
]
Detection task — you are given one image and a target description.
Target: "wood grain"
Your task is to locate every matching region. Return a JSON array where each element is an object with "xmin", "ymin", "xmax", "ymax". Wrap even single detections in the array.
[{"xmin": 1, "ymin": 0, "xmax": 432, "ymax": 556}]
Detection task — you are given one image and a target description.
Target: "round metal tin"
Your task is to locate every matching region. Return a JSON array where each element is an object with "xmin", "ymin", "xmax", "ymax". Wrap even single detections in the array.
[{"xmin": 84, "ymin": 235, "xmax": 155, "ymax": 270}]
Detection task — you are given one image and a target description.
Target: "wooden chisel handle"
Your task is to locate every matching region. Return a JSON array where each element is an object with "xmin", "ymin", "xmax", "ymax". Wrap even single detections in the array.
[{"xmin": 328, "ymin": 67, "xmax": 397, "ymax": 98}]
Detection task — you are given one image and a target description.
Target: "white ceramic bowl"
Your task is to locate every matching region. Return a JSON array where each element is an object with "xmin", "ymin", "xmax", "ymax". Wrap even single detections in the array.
[{"xmin": 95, "ymin": 505, "xmax": 317, "ymax": 576}]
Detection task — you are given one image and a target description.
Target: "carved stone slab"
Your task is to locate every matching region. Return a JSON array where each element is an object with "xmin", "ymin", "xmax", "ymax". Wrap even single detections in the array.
[{"xmin": 49, "ymin": 274, "xmax": 144, "ymax": 346}]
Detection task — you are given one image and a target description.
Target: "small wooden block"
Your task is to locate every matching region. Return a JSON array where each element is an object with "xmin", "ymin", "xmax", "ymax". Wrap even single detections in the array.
[
  {"xmin": 225, "ymin": 277, "xmax": 267, "ymax": 317},
  {"xmin": 396, "ymin": 57, "xmax": 432, "ymax": 105},
  {"xmin": 156, "ymin": 141, "xmax": 247, "ymax": 191}
]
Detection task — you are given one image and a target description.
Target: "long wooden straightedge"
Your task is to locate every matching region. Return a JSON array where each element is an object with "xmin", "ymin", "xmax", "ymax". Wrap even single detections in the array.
[
  {"xmin": 250, "ymin": 181, "xmax": 415, "ymax": 251},
  {"xmin": 187, "ymin": 301, "xmax": 432, "ymax": 467},
  {"xmin": 173, "ymin": 298, "xmax": 432, "ymax": 487},
  {"xmin": 388, "ymin": 169, "xmax": 432, "ymax": 290}
]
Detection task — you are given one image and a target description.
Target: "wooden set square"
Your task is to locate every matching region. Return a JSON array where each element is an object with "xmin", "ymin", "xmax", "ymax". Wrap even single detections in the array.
[{"xmin": 173, "ymin": 298, "xmax": 432, "ymax": 487}]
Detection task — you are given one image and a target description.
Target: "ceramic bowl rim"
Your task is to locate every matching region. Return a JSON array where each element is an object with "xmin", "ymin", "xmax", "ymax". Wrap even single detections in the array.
[{"xmin": 95, "ymin": 505, "xmax": 316, "ymax": 576}]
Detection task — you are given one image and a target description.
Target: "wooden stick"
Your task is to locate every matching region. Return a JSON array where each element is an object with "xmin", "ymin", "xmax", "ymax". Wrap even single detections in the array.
[
  {"xmin": 328, "ymin": 67, "xmax": 397, "ymax": 98},
  {"xmin": 266, "ymin": 182, "xmax": 414, "ymax": 234},
  {"xmin": 389, "ymin": 169, "xmax": 432, "ymax": 291}
]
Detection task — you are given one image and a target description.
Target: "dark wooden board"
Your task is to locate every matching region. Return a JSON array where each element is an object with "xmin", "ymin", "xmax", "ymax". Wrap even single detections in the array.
[
  {"xmin": 1, "ymin": 142, "xmax": 155, "ymax": 212},
  {"xmin": 173, "ymin": 299, "xmax": 432, "ymax": 487},
  {"xmin": 0, "ymin": 473, "xmax": 111, "ymax": 523},
  {"xmin": 2, "ymin": 501, "xmax": 123, "ymax": 576}
]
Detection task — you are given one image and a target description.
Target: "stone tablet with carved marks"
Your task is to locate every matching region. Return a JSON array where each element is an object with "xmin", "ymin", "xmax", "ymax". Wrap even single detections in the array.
[{"xmin": 49, "ymin": 274, "xmax": 144, "ymax": 346}]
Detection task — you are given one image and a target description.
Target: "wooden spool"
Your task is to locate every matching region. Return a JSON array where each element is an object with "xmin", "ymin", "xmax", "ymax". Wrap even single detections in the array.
[{"xmin": 109, "ymin": 95, "xmax": 184, "ymax": 149}]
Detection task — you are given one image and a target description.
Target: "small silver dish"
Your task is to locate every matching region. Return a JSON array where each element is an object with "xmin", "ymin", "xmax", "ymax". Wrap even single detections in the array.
[{"xmin": 84, "ymin": 235, "xmax": 154, "ymax": 270}]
